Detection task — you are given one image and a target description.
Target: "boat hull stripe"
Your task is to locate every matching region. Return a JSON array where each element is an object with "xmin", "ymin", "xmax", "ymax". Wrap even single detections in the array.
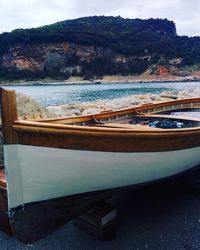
[{"xmin": 4, "ymin": 144, "xmax": 200, "ymax": 209}]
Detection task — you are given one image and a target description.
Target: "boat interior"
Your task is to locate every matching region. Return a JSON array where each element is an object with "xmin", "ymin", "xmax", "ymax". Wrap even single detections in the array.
[{"xmin": 30, "ymin": 99, "xmax": 200, "ymax": 130}]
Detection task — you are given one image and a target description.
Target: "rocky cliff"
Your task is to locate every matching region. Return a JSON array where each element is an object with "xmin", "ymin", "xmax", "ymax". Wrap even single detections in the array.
[
  {"xmin": 0, "ymin": 16, "xmax": 200, "ymax": 81},
  {"xmin": 1, "ymin": 42, "xmax": 138, "ymax": 75}
]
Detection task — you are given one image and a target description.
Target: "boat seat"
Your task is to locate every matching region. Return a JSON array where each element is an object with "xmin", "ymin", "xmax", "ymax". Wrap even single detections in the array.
[{"xmin": 0, "ymin": 169, "xmax": 6, "ymax": 190}]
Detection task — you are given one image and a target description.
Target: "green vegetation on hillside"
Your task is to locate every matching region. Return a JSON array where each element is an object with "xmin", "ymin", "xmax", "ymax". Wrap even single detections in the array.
[
  {"xmin": 0, "ymin": 16, "xmax": 200, "ymax": 80},
  {"xmin": 0, "ymin": 16, "xmax": 177, "ymax": 55}
]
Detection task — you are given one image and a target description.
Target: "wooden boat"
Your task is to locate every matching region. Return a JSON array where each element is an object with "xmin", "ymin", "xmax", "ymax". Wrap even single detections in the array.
[{"xmin": 0, "ymin": 88, "xmax": 200, "ymax": 243}]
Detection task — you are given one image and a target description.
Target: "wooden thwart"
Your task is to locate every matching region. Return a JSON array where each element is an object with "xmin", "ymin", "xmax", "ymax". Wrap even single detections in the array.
[{"xmin": 92, "ymin": 122, "xmax": 160, "ymax": 130}]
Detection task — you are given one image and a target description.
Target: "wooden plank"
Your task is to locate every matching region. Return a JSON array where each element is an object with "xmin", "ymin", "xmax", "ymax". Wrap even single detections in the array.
[
  {"xmin": 92, "ymin": 123, "xmax": 160, "ymax": 130},
  {"xmin": 0, "ymin": 169, "xmax": 6, "ymax": 190},
  {"xmin": 140, "ymin": 114, "xmax": 200, "ymax": 122},
  {"xmin": 0, "ymin": 88, "xmax": 18, "ymax": 145},
  {"xmin": 14, "ymin": 126, "xmax": 200, "ymax": 152}
]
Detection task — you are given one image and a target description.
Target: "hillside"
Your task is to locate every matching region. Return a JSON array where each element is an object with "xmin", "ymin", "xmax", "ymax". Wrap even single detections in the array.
[{"xmin": 0, "ymin": 16, "xmax": 200, "ymax": 81}]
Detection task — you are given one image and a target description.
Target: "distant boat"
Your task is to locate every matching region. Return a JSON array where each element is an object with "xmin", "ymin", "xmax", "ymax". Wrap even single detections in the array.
[{"xmin": 0, "ymin": 88, "xmax": 200, "ymax": 243}]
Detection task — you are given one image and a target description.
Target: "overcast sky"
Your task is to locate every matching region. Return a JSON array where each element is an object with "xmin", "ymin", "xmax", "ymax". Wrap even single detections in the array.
[{"xmin": 0, "ymin": 0, "xmax": 199, "ymax": 36}]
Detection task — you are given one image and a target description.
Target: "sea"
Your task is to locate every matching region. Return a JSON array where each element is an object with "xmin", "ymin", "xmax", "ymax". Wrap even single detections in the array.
[{"xmin": 5, "ymin": 81, "xmax": 200, "ymax": 107}]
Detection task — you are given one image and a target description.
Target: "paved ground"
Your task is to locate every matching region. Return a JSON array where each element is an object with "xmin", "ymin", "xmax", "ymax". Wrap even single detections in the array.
[{"xmin": 1, "ymin": 179, "xmax": 200, "ymax": 250}]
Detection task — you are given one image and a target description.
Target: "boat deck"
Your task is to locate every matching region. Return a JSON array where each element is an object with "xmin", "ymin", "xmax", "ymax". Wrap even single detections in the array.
[
  {"xmin": 89, "ymin": 111, "xmax": 200, "ymax": 129},
  {"xmin": 36, "ymin": 100, "xmax": 200, "ymax": 129}
]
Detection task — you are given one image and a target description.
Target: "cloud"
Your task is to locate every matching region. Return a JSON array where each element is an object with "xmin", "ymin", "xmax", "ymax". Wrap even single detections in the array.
[
  {"xmin": 0, "ymin": 0, "xmax": 200, "ymax": 36},
  {"xmin": 0, "ymin": 0, "xmax": 74, "ymax": 32}
]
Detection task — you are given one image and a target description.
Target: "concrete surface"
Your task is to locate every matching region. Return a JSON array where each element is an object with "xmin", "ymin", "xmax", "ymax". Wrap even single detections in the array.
[{"xmin": 1, "ymin": 180, "xmax": 200, "ymax": 250}]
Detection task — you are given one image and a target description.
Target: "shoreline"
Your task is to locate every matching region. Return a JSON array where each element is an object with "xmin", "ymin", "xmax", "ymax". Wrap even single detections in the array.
[
  {"xmin": 1, "ymin": 74, "xmax": 200, "ymax": 86},
  {"xmin": 47, "ymin": 89, "xmax": 200, "ymax": 117}
]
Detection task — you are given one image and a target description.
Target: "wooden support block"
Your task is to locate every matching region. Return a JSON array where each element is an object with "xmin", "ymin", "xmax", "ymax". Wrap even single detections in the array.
[{"xmin": 74, "ymin": 202, "xmax": 117, "ymax": 240}]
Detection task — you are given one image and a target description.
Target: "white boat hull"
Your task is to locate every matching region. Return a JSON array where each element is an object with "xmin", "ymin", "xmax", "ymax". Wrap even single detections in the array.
[{"xmin": 4, "ymin": 144, "xmax": 200, "ymax": 209}]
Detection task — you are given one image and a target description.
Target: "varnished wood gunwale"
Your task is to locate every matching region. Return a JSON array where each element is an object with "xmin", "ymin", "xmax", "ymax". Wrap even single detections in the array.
[
  {"xmin": 34, "ymin": 108, "xmax": 136, "ymax": 124},
  {"xmin": 13, "ymin": 119, "xmax": 200, "ymax": 135},
  {"xmin": 135, "ymin": 98, "xmax": 200, "ymax": 112},
  {"xmin": 1, "ymin": 88, "xmax": 200, "ymax": 151},
  {"xmin": 13, "ymin": 121, "xmax": 200, "ymax": 152}
]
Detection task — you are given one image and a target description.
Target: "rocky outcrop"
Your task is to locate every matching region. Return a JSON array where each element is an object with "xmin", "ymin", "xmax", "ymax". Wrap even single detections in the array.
[
  {"xmin": 156, "ymin": 66, "xmax": 171, "ymax": 75},
  {"xmin": 16, "ymin": 93, "xmax": 55, "ymax": 119},
  {"xmin": 144, "ymin": 64, "xmax": 191, "ymax": 78},
  {"xmin": 0, "ymin": 42, "xmax": 141, "ymax": 76},
  {"xmin": 8, "ymin": 89, "xmax": 199, "ymax": 120},
  {"xmin": 47, "ymin": 89, "xmax": 200, "ymax": 117},
  {"xmin": 2, "ymin": 42, "xmax": 195, "ymax": 82},
  {"xmin": 2, "ymin": 43, "xmax": 92, "ymax": 71},
  {"xmin": 2, "ymin": 42, "xmax": 191, "ymax": 80}
]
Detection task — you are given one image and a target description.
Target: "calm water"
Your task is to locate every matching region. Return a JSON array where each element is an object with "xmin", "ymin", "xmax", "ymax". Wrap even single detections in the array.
[{"xmin": 5, "ymin": 81, "xmax": 200, "ymax": 107}]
